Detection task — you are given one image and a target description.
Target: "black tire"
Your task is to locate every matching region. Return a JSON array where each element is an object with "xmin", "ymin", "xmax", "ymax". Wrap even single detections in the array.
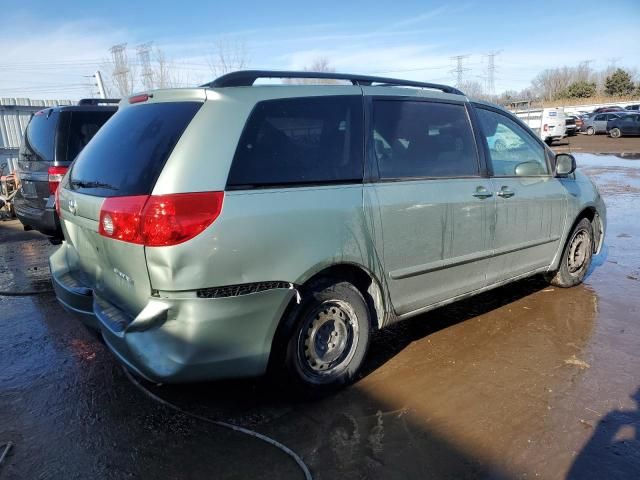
[
  {"xmin": 547, "ymin": 218, "xmax": 594, "ymax": 288},
  {"xmin": 279, "ymin": 279, "xmax": 371, "ymax": 394},
  {"xmin": 545, "ymin": 138, "xmax": 554, "ymax": 146}
]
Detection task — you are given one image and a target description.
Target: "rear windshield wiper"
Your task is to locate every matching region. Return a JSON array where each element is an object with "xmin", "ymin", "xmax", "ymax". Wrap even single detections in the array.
[{"xmin": 70, "ymin": 180, "xmax": 118, "ymax": 190}]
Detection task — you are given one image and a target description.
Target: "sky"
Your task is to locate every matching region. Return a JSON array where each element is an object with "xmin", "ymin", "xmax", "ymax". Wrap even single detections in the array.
[{"xmin": 1, "ymin": 0, "xmax": 639, "ymax": 100}]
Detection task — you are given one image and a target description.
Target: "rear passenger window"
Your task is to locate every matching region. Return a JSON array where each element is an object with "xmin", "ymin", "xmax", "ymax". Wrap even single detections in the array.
[
  {"xmin": 372, "ymin": 100, "xmax": 479, "ymax": 179},
  {"xmin": 227, "ymin": 96, "xmax": 363, "ymax": 188}
]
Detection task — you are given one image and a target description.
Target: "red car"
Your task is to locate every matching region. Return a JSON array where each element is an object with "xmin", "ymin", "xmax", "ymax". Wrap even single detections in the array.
[{"xmin": 592, "ymin": 106, "xmax": 626, "ymax": 114}]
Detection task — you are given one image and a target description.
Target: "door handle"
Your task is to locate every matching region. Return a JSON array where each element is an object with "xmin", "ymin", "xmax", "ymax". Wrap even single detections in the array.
[
  {"xmin": 497, "ymin": 187, "xmax": 515, "ymax": 198},
  {"xmin": 473, "ymin": 187, "xmax": 493, "ymax": 199}
]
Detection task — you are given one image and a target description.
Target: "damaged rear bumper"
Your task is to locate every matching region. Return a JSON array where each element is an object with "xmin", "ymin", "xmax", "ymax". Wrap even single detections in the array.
[{"xmin": 49, "ymin": 245, "xmax": 295, "ymax": 383}]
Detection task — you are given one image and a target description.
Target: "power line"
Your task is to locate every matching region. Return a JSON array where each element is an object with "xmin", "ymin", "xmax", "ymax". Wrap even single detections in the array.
[
  {"xmin": 137, "ymin": 42, "xmax": 154, "ymax": 90},
  {"xmin": 484, "ymin": 50, "xmax": 502, "ymax": 97},
  {"xmin": 110, "ymin": 43, "xmax": 130, "ymax": 94},
  {"xmin": 450, "ymin": 54, "xmax": 470, "ymax": 87}
]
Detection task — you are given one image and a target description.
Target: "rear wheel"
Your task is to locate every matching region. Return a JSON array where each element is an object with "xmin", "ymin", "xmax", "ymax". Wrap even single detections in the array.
[
  {"xmin": 281, "ymin": 279, "xmax": 371, "ymax": 394},
  {"xmin": 586, "ymin": 126, "xmax": 595, "ymax": 136},
  {"xmin": 609, "ymin": 127, "xmax": 622, "ymax": 138},
  {"xmin": 547, "ymin": 218, "xmax": 594, "ymax": 288}
]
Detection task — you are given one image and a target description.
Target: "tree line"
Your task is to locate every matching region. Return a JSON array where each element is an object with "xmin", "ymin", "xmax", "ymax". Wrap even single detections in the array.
[{"xmin": 497, "ymin": 63, "xmax": 639, "ymax": 104}]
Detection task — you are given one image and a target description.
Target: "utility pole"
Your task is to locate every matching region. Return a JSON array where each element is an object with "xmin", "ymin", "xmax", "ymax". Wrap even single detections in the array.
[
  {"xmin": 137, "ymin": 42, "xmax": 154, "ymax": 90},
  {"xmin": 484, "ymin": 50, "xmax": 501, "ymax": 97},
  {"xmin": 110, "ymin": 43, "xmax": 130, "ymax": 96},
  {"xmin": 94, "ymin": 71, "xmax": 106, "ymax": 99},
  {"xmin": 450, "ymin": 54, "xmax": 470, "ymax": 88}
]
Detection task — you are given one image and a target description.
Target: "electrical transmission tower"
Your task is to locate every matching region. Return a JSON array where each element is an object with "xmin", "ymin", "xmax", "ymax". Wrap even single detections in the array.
[
  {"xmin": 137, "ymin": 42, "xmax": 154, "ymax": 90},
  {"xmin": 484, "ymin": 50, "xmax": 501, "ymax": 97},
  {"xmin": 110, "ymin": 43, "xmax": 130, "ymax": 95},
  {"xmin": 450, "ymin": 55, "xmax": 470, "ymax": 87}
]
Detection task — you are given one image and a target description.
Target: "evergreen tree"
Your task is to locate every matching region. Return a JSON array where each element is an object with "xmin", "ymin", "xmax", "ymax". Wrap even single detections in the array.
[{"xmin": 605, "ymin": 69, "xmax": 635, "ymax": 96}]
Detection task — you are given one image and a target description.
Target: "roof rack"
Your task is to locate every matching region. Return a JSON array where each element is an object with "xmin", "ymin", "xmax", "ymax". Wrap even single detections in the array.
[
  {"xmin": 77, "ymin": 98, "xmax": 120, "ymax": 106},
  {"xmin": 202, "ymin": 70, "xmax": 464, "ymax": 95}
]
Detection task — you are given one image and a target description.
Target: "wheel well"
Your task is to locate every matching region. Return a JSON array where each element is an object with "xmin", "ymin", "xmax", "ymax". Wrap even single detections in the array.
[
  {"xmin": 571, "ymin": 207, "xmax": 601, "ymax": 253},
  {"xmin": 302, "ymin": 264, "xmax": 385, "ymax": 331},
  {"xmin": 266, "ymin": 264, "xmax": 385, "ymax": 375}
]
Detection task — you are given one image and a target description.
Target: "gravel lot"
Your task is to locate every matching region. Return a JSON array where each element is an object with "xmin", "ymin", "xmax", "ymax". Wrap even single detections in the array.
[{"xmin": 1, "ymin": 149, "xmax": 639, "ymax": 479}]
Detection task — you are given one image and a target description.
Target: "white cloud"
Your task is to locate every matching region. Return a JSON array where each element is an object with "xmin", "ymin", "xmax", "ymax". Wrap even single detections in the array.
[{"xmin": 0, "ymin": 19, "xmax": 131, "ymax": 99}]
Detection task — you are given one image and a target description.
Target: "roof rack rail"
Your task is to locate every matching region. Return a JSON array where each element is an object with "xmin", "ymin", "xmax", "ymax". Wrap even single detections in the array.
[
  {"xmin": 77, "ymin": 98, "xmax": 120, "ymax": 106},
  {"xmin": 202, "ymin": 70, "xmax": 464, "ymax": 95}
]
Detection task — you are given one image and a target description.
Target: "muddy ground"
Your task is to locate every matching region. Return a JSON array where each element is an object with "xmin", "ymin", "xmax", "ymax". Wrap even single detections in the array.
[
  {"xmin": 1, "ymin": 153, "xmax": 639, "ymax": 479},
  {"xmin": 552, "ymin": 133, "xmax": 640, "ymax": 155}
]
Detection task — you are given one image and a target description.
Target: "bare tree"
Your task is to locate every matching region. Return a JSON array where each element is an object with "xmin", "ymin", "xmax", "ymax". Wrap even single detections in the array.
[
  {"xmin": 458, "ymin": 80, "xmax": 485, "ymax": 99},
  {"xmin": 152, "ymin": 47, "xmax": 186, "ymax": 88},
  {"xmin": 208, "ymin": 39, "xmax": 249, "ymax": 77},
  {"xmin": 531, "ymin": 67, "xmax": 574, "ymax": 100},
  {"xmin": 286, "ymin": 57, "xmax": 337, "ymax": 84}
]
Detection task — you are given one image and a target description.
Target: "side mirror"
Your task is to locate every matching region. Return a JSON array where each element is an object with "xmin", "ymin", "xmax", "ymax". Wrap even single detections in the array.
[
  {"xmin": 515, "ymin": 160, "xmax": 546, "ymax": 176},
  {"xmin": 555, "ymin": 153, "xmax": 576, "ymax": 177}
]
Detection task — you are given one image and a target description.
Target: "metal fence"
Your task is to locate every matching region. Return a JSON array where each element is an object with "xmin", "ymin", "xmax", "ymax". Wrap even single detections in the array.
[{"xmin": 0, "ymin": 98, "xmax": 73, "ymax": 173}]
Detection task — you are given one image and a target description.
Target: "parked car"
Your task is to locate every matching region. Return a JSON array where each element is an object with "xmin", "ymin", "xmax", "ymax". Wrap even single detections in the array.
[
  {"xmin": 14, "ymin": 99, "xmax": 118, "ymax": 240},
  {"xmin": 592, "ymin": 106, "xmax": 626, "ymax": 113},
  {"xmin": 573, "ymin": 115, "xmax": 584, "ymax": 132},
  {"xmin": 582, "ymin": 112, "xmax": 628, "ymax": 135},
  {"xmin": 607, "ymin": 113, "xmax": 640, "ymax": 138},
  {"xmin": 50, "ymin": 71, "xmax": 606, "ymax": 392},
  {"xmin": 565, "ymin": 115, "xmax": 578, "ymax": 135},
  {"xmin": 625, "ymin": 104, "xmax": 640, "ymax": 112}
]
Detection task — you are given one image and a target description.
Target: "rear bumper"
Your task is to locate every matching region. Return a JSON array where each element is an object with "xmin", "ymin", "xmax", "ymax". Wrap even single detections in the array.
[
  {"xmin": 14, "ymin": 195, "xmax": 62, "ymax": 237},
  {"xmin": 49, "ymin": 244, "xmax": 294, "ymax": 383}
]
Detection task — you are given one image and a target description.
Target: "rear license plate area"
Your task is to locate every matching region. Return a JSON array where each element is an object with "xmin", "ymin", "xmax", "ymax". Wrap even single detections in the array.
[{"xmin": 21, "ymin": 180, "xmax": 38, "ymax": 198}]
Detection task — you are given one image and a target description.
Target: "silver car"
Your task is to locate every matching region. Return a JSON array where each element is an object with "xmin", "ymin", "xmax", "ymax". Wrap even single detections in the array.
[
  {"xmin": 50, "ymin": 71, "xmax": 606, "ymax": 393},
  {"xmin": 582, "ymin": 112, "xmax": 628, "ymax": 135}
]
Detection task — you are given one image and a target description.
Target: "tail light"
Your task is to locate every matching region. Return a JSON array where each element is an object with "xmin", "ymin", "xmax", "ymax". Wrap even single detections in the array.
[
  {"xmin": 55, "ymin": 185, "xmax": 61, "ymax": 217},
  {"xmin": 543, "ymin": 124, "xmax": 548, "ymax": 132},
  {"xmin": 99, "ymin": 192, "xmax": 223, "ymax": 247},
  {"xmin": 48, "ymin": 166, "xmax": 68, "ymax": 194}
]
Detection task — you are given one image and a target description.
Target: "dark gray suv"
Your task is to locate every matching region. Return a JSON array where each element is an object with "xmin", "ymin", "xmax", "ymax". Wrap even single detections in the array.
[{"xmin": 14, "ymin": 100, "xmax": 117, "ymax": 240}]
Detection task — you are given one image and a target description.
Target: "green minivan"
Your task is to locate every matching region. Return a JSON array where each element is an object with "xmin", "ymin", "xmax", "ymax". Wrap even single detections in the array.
[{"xmin": 50, "ymin": 71, "xmax": 606, "ymax": 392}]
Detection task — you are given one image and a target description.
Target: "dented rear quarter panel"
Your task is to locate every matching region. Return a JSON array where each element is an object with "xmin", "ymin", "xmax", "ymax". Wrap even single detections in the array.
[{"xmin": 144, "ymin": 184, "xmax": 385, "ymax": 298}]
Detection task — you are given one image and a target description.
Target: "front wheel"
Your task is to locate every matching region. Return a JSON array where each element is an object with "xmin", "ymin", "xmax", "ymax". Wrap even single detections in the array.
[
  {"xmin": 609, "ymin": 127, "xmax": 622, "ymax": 138},
  {"xmin": 547, "ymin": 218, "xmax": 594, "ymax": 288},
  {"xmin": 281, "ymin": 279, "xmax": 371, "ymax": 393},
  {"xmin": 586, "ymin": 126, "xmax": 595, "ymax": 136}
]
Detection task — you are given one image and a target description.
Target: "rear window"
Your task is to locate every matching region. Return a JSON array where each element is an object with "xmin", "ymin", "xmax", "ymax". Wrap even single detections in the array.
[
  {"xmin": 64, "ymin": 110, "xmax": 115, "ymax": 162},
  {"xmin": 69, "ymin": 102, "xmax": 201, "ymax": 197},
  {"xmin": 23, "ymin": 110, "xmax": 59, "ymax": 161},
  {"xmin": 227, "ymin": 96, "xmax": 363, "ymax": 188}
]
